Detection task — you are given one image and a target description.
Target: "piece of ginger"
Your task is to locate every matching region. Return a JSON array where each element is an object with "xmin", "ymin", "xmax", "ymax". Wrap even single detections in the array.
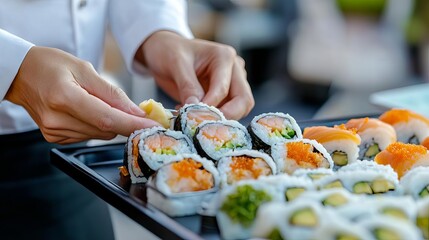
[{"xmin": 139, "ymin": 99, "xmax": 173, "ymax": 128}]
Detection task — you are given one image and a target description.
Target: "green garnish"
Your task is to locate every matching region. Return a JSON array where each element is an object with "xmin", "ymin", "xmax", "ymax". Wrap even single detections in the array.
[
  {"xmin": 154, "ymin": 148, "xmax": 176, "ymax": 155},
  {"xmin": 215, "ymin": 141, "xmax": 244, "ymax": 151},
  {"xmin": 220, "ymin": 185, "xmax": 272, "ymax": 226}
]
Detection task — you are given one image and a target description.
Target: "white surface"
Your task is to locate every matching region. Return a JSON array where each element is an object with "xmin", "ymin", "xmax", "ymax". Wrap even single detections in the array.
[{"xmin": 370, "ymin": 83, "xmax": 429, "ymax": 117}]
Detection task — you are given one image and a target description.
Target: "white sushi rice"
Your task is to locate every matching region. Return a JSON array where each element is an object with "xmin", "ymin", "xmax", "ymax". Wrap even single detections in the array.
[
  {"xmin": 249, "ymin": 112, "xmax": 303, "ymax": 146},
  {"xmin": 292, "ymin": 168, "xmax": 334, "ymax": 181},
  {"xmin": 146, "ymin": 153, "xmax": 220, "ymax": 217},
  {"xmin": 392, "ymin": 120, "xmax": 429, "ymax": 145},
  {"xmin": 217, "ymin": 149, "xmax": 277, "ymax": 188},
  {"xmin": 271, "ymin": 139, "xmax": 333, "ymax": 174},
  {"xmin": 339, "ymin": 160, "xmax": 398, "ymax": 178},
  {"xmin": 400, "ymin": 166, "xmax": 429, "ymax": 199},
  {"xmin": 321, "ymin": 139, "xmax": 360, "ymax": 168},
  {"xmin": 216, "ymin": 179, "xmax": 283, "ymax": 240},
  {"xmin": 259, "ymin": 174, "xmax": 315, "ymax": 197},
  {"xmin": 126, "ymin": 129, "xmax": 147, "ymax": 183},
  {"xmin": 178, "ymin": 103, "xmax": 225, "ymax": 138},
  {"xmin": 357, "ymin": 126, "xmax": 396, "ymax": 159},
  {"xmin": 295, "ymin": 188, "xmax": 358, "ymax": 208},
  {"xmin": 357, "ymin": 215, "xmax": 422, "ymax": 240},
  {"xmin": 195, "ymin": 120, "xmax": 252, "ymax": 161}
]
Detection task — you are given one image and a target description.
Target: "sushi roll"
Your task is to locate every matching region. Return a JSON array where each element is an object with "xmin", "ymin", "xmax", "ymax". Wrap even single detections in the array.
[
  {"xmin": 303, "ymin": 125, "xmax": 361, "ymax": 169},
  {"xmin": 271, "ymin": 139, "xmax": 333, "ymax": 174},
  {"xmin": 357, "ymin": 215, "xmax": 422, "ymax": 240},
  {"xmin": 247, "ymin": 112, "xmax": 302, "ymax": 152},
  {"xmin": 174, "ymin": 103, "xmax": 225, "ymax": 138},
  {"xmin": 339, "ymin": 160, "xmax": 398, "ymax": 177},
  {"xmin": 292, "ymin": 168, "xmax": 334, "ymax": 181},
  {"xmin": 344, "ymin": 117, "xmax": 397, "ymax": 160},
  {"xmin": 252, "ymin": 200, "xmax": 325, "ymax": 240},
  {"xmin": 146, "ymin": 154, "xmax": 219, "ymax": 217},
  {"xmin": 316, "ymin": 169, "xmax": 398, "ymax": 195},
  {"xmin": 309, "ymin": 209, "xmax": 373, "ymax": 240},
  {"xmin": 260, "ymin": 175, "xmax": 315, "ymax": 201},
  {"xmin": 400, "ymin": 166, "xmax": 429, "ymax": 199},
  {"xmin": 364, "ymin": 196, "xmax": 417, "ymax": 222},
  {"xmin": 217, "ymin": 150, "xmax": 276, "ymax": 188},
  {"xmin": 375, "ymin": 142, "xmax": 429, "ymax": 178},
  {"xmin": 216, "ymin": 180, "xmax": 282, "ymax": 240},
  {"xmin": 193, "ymin": 120, "xmax": 252, "ymax": 161},
  {"xmin": 379, "ymin": 108, "xmax": 429, "ymax": 149},
  {"xmin": 296, "ymin": 189, "xmax": 357, "ymax": 208},
  {"xmin": 416, "ymin": 197, "xmax": 429, "ymax": 239},
  {"xmin": 123, "ymin": 127, "xmax": 195, "ymax": 183}
]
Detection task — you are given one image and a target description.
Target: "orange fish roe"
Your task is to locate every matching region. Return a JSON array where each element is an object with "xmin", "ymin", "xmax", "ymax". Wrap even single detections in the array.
[
  {"xmin": 286, "ymin": 142, "xmax": 324, "ymax": 168},
  {"xmin": 303, "ymin": 126, "xmax": 361, "ymax": 145},
  {"xmin": 230, "ymin": 156, "xmax": 263, "ymax": 179},
  {"xmin": 375, "ymin": 142, "xmax": 428, "ymax": 178},
  {"xmin": 170, "ymin": 159, "xmax": 213, "ymax": 191},
  {"xmin": 379, "ymin": 109, "xmax": 429, "ymax": 126}
]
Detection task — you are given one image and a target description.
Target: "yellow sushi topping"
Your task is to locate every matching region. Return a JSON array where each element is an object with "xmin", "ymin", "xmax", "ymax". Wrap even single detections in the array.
[
  {"xmin": 286, "ymin": 142, "xmax": 327, "ymax": 168},
  {"xmin": 375, "ymin": 142, "xmax": 427, "ymax": 178},
  {"xmin": 139, "ymin": 99, "xmax": 173, "ymax": 128}
]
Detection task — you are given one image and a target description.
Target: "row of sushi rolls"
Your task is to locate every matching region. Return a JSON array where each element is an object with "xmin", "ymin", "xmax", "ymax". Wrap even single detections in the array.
[{"xmin": 119, "ymin": 102, "xmax": 429, "ymax": 240}]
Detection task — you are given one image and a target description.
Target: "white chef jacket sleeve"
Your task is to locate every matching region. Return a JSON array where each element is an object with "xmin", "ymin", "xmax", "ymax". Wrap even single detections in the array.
[
  {"xmin": 108, "ymin": 0, "xmax": 193, "ymax": 75},
  {"xmin": 0, "ymin": 29, "xmax": 34, "ymax": 100}
]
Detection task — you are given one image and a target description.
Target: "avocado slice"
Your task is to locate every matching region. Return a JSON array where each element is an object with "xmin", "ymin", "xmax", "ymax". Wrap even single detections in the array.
[
  {"xmin": 419, "ymin": 186, "xmax": 429, "ymax": 198},
  {"xmin": 308, "ymin": 173, "xmax": 329, "ymax": 181},
  {"xmin": 322, "ymin": 193, "xmax": 348, "ymax": 207},
  {"xmin": 371, "ymin": 179, "xmax": 395, "ymax": 193},
  {"xmin": 267, "ymin": 228, "xmax": 284, "ymax": 240},
  {"xmin": 353, "ymin": 182, "xmax": 373, "ymax": 194},
  {"xmin": 332, "ymin": 151, "xmax": 348, "ymax": 166},
  {"xmin": 417, "ymin": 215, "xmax": 429, "ymax": 239},
  {"xmin": 323, "ymin": 180, "xmax": 344, "ymax": 189},
  {"xmin": 289, "ymin": 208, "xmax": 318, "ymax": 227},
  {"xmin": 365, "ymin": 143, "xmax": 380, "ymax": 158},
  {"xmin": 285, "ymin": 187, "xmax": 306, "ymax": 201},
  {"xmin": 373, "ymin": 228, "xmax": 400, "ymax": 240},
  {"xmin": 381, "ymin": 207, "xmax": 408, "ymax": 220},
  {"xmin": 335, "ymin": 233, "xmax": 360, "ymax": 240}
]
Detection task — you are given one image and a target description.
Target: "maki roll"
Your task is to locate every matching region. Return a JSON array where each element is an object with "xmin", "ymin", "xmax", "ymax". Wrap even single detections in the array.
[
  {"xmin": 303, "ymin": 125, "xmax": 361, "ymax": 169},
  {"xmin": 174, "ymin": 103, "xmax": 225, "ymax": 138},
  {"xmin": 375, "ymin": 142, "xmax": 429, "ymax": 178},
  {"xmin": 193, "ymin": 120, "xmax": 252, "ymax": 161},
  {"xmin": 344, "ymin": 117, "xmax": 397, "ymax": 160},
  {"xmin": 123, "ymin": 127, "xmax": 195, "ymax": 183},
  {"xmin": 216, "ymin": 180, "xmax": 282, "ymax": 240},
  {"xmin": 217, "ymin": 150, "xmax": 276, "ymax": 188},
  {"xmin": 260, "ymin": 175, "xmax": 315, "ymax": 201},
  {"xmin": 358, "ymin": 215, "xmax": 421, "ymax": 240},
  {"xmin": 271, "ymin": 139, "xmax": 333, "ymax": 174},
  {"xmin": 400, "ymin": 166, "xmax": 429, "ymax": 199},
  {"xmin": 339, "ymin": 160, "xmax": 397, "ymax": 175},
  {"xmin": 296, "ymin": 189, "xmax": 357, "ymax": 208},
  {"xmin": 247, "ymin": 112, "xmax": 302, "ymax": 152},
  {"xmin": 379, "ymin": 108, "xmax": 429, "ymax": 149},
  {"xmin": 146, "ymin": 154, "xmax": 219, "ymax": 217}
]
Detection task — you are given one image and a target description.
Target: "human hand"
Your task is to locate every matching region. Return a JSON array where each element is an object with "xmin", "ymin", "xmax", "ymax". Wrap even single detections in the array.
[
  {"xmin": 5, "ymin": 46, "xmax": 161, "ymax": 144},
  {"xmin": 137, "ymin": 31, "xmax": 254, "ymax": 120}
]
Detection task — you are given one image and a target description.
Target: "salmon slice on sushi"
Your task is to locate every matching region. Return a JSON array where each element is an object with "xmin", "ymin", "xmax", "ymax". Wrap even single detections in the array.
[
  {"xmin": 303, "ymin": 125, "xmax": 361, "ymax": 169},
  {"xmin": 375, "ymin": 142, "xmax": 429, "ymax": 178},
  {"xmin": 379, "ymin": 108, "xmax": 429, "ymax": 149},
  {"xmin": 344, "ymin": 117, "xmax": 396, "ymax": 160}
]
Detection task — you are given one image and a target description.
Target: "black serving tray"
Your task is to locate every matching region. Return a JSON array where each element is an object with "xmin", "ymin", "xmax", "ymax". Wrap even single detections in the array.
[{"xmin": 50, "ymin": 115, "xmax": 380, "ymax": 240}]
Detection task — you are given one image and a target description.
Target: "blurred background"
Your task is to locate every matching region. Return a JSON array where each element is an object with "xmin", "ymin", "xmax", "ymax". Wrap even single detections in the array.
[{"xmin": 102, "ymin": 0, "xmax": 429, "ymax": 124}]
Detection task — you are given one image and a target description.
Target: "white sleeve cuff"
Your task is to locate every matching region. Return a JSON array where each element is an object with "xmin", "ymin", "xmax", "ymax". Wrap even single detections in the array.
[
  {"xmin": 109, "ymin": 0, "xmax": 193, "ymax": 76},
  {"xmin": 0, "ymin": 29, "xmax": 34, "ymax": 100}
]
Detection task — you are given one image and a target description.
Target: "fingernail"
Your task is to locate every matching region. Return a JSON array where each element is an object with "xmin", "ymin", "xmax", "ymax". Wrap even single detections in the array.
[
  {"xmin": 132, "ymin": 105, "xmax": 146, "ymax": 117},
  {"xmin": 185, "ymin": 96, "xmax": 200, "ymax": 104}
]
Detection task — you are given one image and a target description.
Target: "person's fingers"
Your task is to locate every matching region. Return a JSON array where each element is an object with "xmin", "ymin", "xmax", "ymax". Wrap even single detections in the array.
[
  {"xmin": 219, "ymin": 58, "xmax": 254, "ymax": 120},
  {"xmin": 201, "ymin": 46, "xmax": 235, "ymax": 107},
  {"xmin": 54, "ymin": 84, "xmax": 162, "ymax": 137},
  {"xmin": 172, "ymin": 60, "xmax": 205, "ymax": 104},
  {"xmin": 73, "ymin": 62, "xmax": 146, "ymax": 118}
]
